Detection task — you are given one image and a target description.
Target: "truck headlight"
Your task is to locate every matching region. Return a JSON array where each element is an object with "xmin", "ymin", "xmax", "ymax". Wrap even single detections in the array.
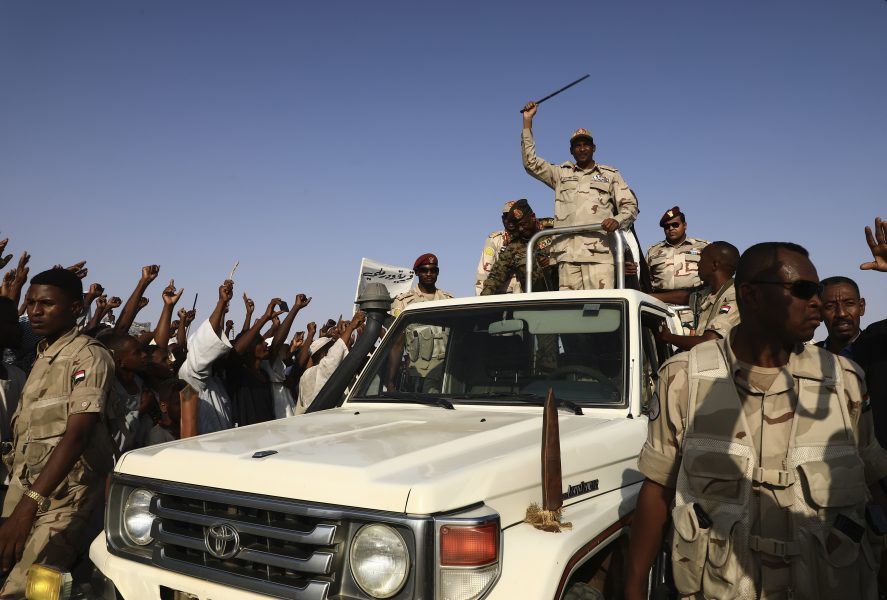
[
  {"xmin": 122, "ymin": 488, "xmax": 156, "ymax": 546},
  {"xmin": 349, "ymin": 524, "xmax": 409, "ymax": 598}
]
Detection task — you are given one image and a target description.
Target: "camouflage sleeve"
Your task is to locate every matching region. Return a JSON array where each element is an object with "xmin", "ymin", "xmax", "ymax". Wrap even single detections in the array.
[
  {"xmin": 521, "ymin": 129, "xmax": 558, "ymax": 189},
  {"xmin": 481, "ymin": 245, "xmax": 521, "ymax": 296},
  {"xmin": 610, "ymin": 170, "xmax": 638, "ymax": 228},
  {"xmin": 69, "ymin": 344, "xmax": 114, "ymax": 415},
  {"xmin": 637, "ymin": 357, "xmax": 689, "ymax": 488},
  {"xmin": 840, "ymin": 357, "xmax": 887, "ymax": 483}
]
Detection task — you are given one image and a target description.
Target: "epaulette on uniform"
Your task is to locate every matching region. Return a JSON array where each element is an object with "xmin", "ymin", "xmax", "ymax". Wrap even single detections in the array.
[
  {"xmin": 598, "ymin": 164, "xmax": 619, "ymax": 174},
  {"xmin": 488, "ymin": 230, "xmax": 505, "ymax": 240},
  {"xmin": 837, "ymin": 354, "xmax": 867, "ymax": 385}
]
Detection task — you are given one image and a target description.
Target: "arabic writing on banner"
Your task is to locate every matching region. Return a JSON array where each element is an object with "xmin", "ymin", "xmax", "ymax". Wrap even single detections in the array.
[{"xmin": 354, "ymin": 257, "xmax": 414, "ymax": 308}]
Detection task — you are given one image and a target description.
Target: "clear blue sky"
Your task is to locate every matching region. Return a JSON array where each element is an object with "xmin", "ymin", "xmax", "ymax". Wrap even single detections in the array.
[{"xmin": 2, "ymin": 0, "xmax": 885, "ymax": 338}]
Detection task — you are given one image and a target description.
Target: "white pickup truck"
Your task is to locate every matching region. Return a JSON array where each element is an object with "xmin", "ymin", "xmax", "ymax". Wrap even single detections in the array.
[{"xmin": 86, "ymin": 271, "xmax": 681, "ymax": 600}]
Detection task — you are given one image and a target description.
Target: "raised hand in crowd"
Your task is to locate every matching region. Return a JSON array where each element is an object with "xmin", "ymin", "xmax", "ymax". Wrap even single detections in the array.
[
  {"xmin": 0, "ymin": 238, "xmax": 11, "ymax": 270},
  {"xmin": 83, "ymin": 283, "xmax": 104, "ymax": 312},
  {"xmin": 115, "ymin": 265, "xmax": 159, "ymax": 335},
  {"xmin": 269, "ymin": 294, "xmax": 311, "ymax": 365},
  {"xmin": 210, "ymin": 280, "xmax": 234, "ymax": 337},
  {"xmin": 860, "ymin": 217, "xmax": 887, "ymax": 272},
  {"xmin": 296, "ymin": 321, "xmax": 317, "ymax": 371},
  {"xmin": 234, "ymin": 298, "xmax": 283, "ymax": 355},
  {"xmin": 0, "ymin": 251, "xmax": 30, "ymax": 306},
  {"xmin": 53, "ymin": 260, "xmax": 88, "ymax": 280},
  {"xmin": 154, "ymin": 279, "xmax": 185, "ymax": 350},
  {"xmin": 241, "ymin": 293, "xmax": 255, "ymax": 335},
  {"xmin": 340, "ymin": 311, "xmax": 366, "ymax": 349},
  {"xmin": 176, "ymin": 307, "xmax": 196, "ymax": 349},
  {"xmin": 225, "ymin": 319, "xmax": 234, "ymax": 339}
]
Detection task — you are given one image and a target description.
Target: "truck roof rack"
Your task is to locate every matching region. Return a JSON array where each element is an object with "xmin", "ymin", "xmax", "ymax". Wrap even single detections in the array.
[{"xmin": 525, "ymin": 224, "xmax": 627, "ymax": 292}]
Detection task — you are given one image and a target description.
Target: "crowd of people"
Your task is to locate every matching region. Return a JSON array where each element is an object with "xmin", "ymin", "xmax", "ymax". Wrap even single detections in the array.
[{"xmin": 0, "ymin": 97, "xmax": 884, "ymax": 598}]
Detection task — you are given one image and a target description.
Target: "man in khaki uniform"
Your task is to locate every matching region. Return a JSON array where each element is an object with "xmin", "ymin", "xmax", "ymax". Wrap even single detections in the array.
[
  {"xmin": 387, "ymin": 254, "xmax": 453, "ymax": 392},
  {"xmin": 625, "ymin": 243, "xmax": 887, "ymax": 600},
  {"xmin": 521, "ymin": 101, "xmax": 638, "ymax": 290},
  {"xmin": 646, "ymin": 206, "xmax": 709, "ymax": 291},
  {"xmin": 656, "ymin": 241, "xmax": 740, "ymax": 351},
  {"xmin": 0, "ymin": 269, "xmax": 114, "ymax": 597}
]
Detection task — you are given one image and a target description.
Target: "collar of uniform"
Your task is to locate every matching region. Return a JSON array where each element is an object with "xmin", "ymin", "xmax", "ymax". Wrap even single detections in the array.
[
  {"xmin": 722, "ymin": 329, "xmax": 797, "ymax": 394},
  {"xmin": 36, "ymin": 326, "xmax": 81, "ymax": 363},
  {"xmin": 560, "ymin": 161, "xmax": 599, "ymax": 174},
  {"xmin": 664, "ymin": 236, "xmax": 691, "ymax": 249}
]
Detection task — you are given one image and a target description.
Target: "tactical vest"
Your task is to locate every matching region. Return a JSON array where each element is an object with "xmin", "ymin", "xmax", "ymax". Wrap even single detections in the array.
[
  {"xmin": 672, "ymin": 340, "xmax": 881, "ymax": 599},
  {"xmin": 405, "ymin": 324, "xmax": 448, "ymax": 376}
]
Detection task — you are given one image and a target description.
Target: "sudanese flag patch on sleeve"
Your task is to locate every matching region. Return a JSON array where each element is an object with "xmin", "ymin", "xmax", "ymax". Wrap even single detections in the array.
[
  {"xmin": 719, "ymin": 304, "xmax": 731, "ymax": 314},
  {"xmin": 72, "ymin": 370, "xmax": 86, "ymax": 385}
]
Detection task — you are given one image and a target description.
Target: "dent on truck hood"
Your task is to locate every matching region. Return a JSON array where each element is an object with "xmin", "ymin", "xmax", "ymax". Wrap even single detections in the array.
[{"xmin": 117, "ymin": 406, "xmax": 645, "ymax": 520}]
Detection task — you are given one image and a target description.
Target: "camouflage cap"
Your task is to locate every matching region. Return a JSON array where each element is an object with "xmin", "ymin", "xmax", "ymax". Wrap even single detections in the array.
[
  {"xmin": 505, "ymin": 199, "xmax": 534, "ymax": 223},
  {"xmin": 569, "ymin": 128, "xmax": 594, "ymax": 145},
  {"xmin": 502, "ymin": 200, "xmax": 517, "ymax": 213},
  {"xmin": 659, "ymin": 206, "xmax": 684, "ymax": 227}
]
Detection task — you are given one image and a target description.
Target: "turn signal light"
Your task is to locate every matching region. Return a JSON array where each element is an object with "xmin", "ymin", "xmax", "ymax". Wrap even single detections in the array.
[{"xmin": 440, "ymin": 523, "xmax": 499, "ymax": 566}]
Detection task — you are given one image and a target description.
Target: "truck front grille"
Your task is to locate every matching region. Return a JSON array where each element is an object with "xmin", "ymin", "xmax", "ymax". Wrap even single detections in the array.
[{"xmin": 149, "ymin": 485, "xmax": 342, "ymax": 599}]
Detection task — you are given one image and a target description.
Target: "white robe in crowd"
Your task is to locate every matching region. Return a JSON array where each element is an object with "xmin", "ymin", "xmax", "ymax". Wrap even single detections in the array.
[
  {"xmin": 296, "ymin": 338, "xmax": 348, "ymax": 415},
  {"xmin": 179, "ymin": 320, "xmax": 233, "ymax": 434}
]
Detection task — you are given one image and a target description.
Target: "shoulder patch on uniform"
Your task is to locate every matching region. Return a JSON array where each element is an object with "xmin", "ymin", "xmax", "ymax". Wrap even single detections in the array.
[
  {"xmin": 597, "ymin": 164, "xmax": 617, "ymax": 173},
  {"xmin": 483, "ymin": 246, "xmax": 495, "ymax": 257},
  {"xmin": 488, "ymin": 230, "xmax": 504, "ymax": 239},
  {"xmin": 719, "ymin": 304, "xmax": 731, "ymax": 314},
  {"xmin": 863, "ymin": 393, "xmax": 872, "ymax": 413},
  {"xmin": 73, "ymin": 370, "xmax": 86, "ymax": 385},
  {"xmin": 441, "ymin": 291, "xmax": 455, "ymax": 299}
]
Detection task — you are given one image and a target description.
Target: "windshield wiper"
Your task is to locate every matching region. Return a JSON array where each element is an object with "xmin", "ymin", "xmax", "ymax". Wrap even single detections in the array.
[
  {"xmin": 453, "ymin": 392, "xmax": 583, "ymax": 415},
  {"xmin": 369, "ymin": 392, "xmax": 455, "ymax": 410}
]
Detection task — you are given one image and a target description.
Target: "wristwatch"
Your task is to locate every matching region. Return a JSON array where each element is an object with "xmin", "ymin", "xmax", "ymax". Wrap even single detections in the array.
[{"xmin": 23, "ymin": 488, "xmax": 50, "ymax": 514}]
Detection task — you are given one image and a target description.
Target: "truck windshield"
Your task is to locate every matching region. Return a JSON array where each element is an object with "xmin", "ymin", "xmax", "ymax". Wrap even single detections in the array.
[{"xmin": 351, "ymin": 301, "xmax": 626, "ymax": 407}]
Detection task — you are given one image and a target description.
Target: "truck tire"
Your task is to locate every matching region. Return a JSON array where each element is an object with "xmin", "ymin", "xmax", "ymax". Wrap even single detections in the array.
[{"xmin": 563, "ymin": 582, "xmax": 605, "ymax": 600}]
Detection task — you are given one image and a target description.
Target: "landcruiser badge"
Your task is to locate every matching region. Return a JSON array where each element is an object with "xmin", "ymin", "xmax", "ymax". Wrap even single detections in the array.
[{"xmin": 204, "ymin": 523, "xmax": 241, "ymax": 559}]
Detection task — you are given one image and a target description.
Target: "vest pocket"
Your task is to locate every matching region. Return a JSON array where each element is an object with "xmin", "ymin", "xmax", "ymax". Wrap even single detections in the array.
[
  {"xmin": 808, "ymin": 519, "xmax": 864, "ymax": 598},
  {"xmin": 682, "ymin": 450, "xmax": 748, "ymax": 504},
  {"xmin": 797, "ymin": 456, "xmax": 866, "ymax": 509},
  {"xmin": 671, "ymin": 503, "xmax": 709, "ymax": 594}
]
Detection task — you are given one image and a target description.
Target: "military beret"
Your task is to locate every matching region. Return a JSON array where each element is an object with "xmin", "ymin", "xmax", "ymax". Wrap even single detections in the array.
[
  {"xmin": 569, "ymin": 128, "xmax": 594, "ymax": 145},
  {"xmin": 659, "ymin": 206, "xmax": 684, "ymax": 227},
  {"xmin": 505, "ymin": 199, "xmax": 534, "ymax": 223},
  {"xmin": 413, "ymin": 253, "xmax": 439, "ymax": 270}
]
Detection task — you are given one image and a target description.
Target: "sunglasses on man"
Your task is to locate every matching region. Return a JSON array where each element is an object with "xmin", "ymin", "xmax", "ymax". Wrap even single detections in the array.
[
  {"xmin": 415, "ymin": 266, "xmax": 439, "ymax": 274},
  {"xmin": 748, "ymin": 279, "xmax": 823, "ymax": 300},
  {"xmin": 663, "ymin": 221, "xmax": 682, "ymax": 230}
]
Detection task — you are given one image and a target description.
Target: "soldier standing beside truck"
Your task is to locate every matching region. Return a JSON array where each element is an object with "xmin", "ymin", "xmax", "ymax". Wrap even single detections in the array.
[
  {"xmin": 625, "ymin": 242, "xmax": 887, "ymax": 600},
  {"xmin": 521, "ymin": 100, "xmax": 638, "ymax": 290},
  {"xmin": 386, "ymin": 254, "xmax": 453, "ymax": 393},
  {"xmin": 0, "ymin": 268, "xmax": 115, "ymax": 597}
]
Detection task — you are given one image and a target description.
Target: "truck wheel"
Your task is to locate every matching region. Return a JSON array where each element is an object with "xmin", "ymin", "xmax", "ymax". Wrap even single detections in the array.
[{"xmin": 563, "ymin": 582, "xmax": 605, "ymax": 600}]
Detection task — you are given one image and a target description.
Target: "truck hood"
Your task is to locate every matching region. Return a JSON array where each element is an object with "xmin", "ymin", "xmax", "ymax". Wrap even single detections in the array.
[{"xmin": 118, "ymin": 406, "xmax": 645, "ymax": 525}]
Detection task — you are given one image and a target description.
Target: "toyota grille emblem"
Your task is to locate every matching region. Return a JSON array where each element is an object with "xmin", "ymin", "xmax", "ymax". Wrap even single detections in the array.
[{"xmin": 204, "ymin": 523, "xmax": 241, "ymax": 560}]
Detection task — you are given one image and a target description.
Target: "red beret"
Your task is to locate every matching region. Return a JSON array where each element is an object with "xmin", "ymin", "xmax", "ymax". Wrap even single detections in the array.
[
  {"xmin": 659, "ymin": 206, "xmax": 683, "ymax": 227},
  {"xmin": 413, "ymin": 253, "xmax": 438, "ymax": 270}
]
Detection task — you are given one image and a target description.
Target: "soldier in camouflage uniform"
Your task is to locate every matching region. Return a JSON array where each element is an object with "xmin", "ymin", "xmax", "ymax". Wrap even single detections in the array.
[
  {"xmin": 0, "ymin": 269, "xmax": 115, "ymax": 596},
  {"xmin": 521, "ymin": 101, "xmax": 638, "ymax": 290},
  {"xmin": 626, "ymin": 243, "xmax": 887, "ymax": 600},
  {"xmin": 481, "ymin": 200, "xmax": 556, "ymax": 295},
  {"xmin": 475, "ymin": 201, "xmax": 521, "ymax": 295}
]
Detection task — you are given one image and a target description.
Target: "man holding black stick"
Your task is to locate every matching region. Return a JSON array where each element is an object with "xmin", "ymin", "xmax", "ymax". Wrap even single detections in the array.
[{"xmin": 521, "ymin": 101, "xmax": 637, "ymax": 290}]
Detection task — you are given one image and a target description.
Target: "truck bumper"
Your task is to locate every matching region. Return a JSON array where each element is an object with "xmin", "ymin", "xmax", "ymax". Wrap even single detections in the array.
[{"xmin": 89, "ymin": 535, "xmax": 272, "ymax": 600}]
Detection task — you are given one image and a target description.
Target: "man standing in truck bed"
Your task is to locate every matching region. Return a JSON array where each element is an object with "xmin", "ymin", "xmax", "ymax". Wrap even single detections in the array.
[{"xmin": 521, "ymin": 100, "xmax": 638, "ymax": 290}]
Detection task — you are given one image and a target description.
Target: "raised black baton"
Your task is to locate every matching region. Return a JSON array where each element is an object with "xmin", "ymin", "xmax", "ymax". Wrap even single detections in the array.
[{"xmin": 520, "ymin": 74, "xmax": 590, "ymax": 112}]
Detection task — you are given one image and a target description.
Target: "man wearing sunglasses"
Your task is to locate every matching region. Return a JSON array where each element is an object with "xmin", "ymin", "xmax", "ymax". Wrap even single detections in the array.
[
  {"xmin": 387, "ymin": 254, "xmax": 453, "ymax": 393},
  {"xmin": 654, "ymin": 241, "xmax": 739, "ymax": 351},
  {"xmin": 646, "ymin": 206, "xmax": 709, "ymax": 292},
  {"xmin": 521, "ymin": 101, "xmax": 637, "ymax": 290},
  {"xmin": 626, "ymin": 241, "xmax": 887, "ymax": 600}
]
